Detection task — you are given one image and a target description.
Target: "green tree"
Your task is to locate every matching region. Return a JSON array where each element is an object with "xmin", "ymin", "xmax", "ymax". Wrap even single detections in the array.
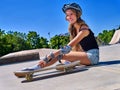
[
  {"xmin": 27, "ymin": 31, "xmax": 40, "ymax": 49},
  {"xmin": 97, "ymin": 29, "xmax": 115, "ymax": 44},
  {"xmin": 50, "ymin": 33, "xmax": 69, "ymax": 49},
  {"xmin": 0, "ymin": 29, "xmax": 6, "ymax": 56},
  {"xmin": 0, "ymin": 30, "xmax": 30, "ymax": 56},
  {"xmin": 5, "ymin": 31, "xmax": 28, "ymax": 52},
  {"xmin": 39, "ymin": 37, "xmax": 49, "ymax": 48}
]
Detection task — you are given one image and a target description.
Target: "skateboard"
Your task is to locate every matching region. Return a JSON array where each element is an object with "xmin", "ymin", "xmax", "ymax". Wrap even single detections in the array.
[{"xmin": 14, "ymin": 61, "xmax": 85, "ymax": 81}]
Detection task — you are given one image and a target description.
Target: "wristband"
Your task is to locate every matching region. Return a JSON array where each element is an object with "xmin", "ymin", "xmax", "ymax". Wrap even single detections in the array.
[
  {"xmin": 49, "ymin": 52, "xmax": 55, "ymax": 59},
  {"xmin": 43, "ymin": 52, "xmax": 55, "ymax": 63},
  {"xmin": 57, "ymin": 54, "xmax": 63, "ymax": 63},
  {"xmin": 43, "ymin": 55, "xmax": 49, "ymax": 63}
]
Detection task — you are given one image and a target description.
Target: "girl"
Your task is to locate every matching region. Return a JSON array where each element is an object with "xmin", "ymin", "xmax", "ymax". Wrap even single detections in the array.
[{"xmin": 22, "ymin": 3, "xmax": 99, "ymax": 71}]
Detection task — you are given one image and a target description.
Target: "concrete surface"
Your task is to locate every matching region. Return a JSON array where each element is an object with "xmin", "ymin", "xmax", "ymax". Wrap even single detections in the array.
[{"xmin": 0, "ymin": 44, "xmax": 120, "ymax": 90}]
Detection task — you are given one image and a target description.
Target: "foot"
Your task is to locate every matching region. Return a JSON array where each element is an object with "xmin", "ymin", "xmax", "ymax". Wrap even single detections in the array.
[
  {"xmin": 56, "ymin": 61, "xmax": 72, "ymax": 71},
  {"xmin": 14, "ymin": 65, "xmax": 41, "ymax": 78},
  {"xmin": 63, "ymin": 61, "xmax": 71, "ymax": 65},
  {"xmin": 21, "ymin": 64, "xmax": 41, "ymax": 71}
]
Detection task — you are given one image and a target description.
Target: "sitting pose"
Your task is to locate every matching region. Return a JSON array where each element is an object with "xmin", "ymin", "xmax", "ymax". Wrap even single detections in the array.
[{"xmin": 22, "ymin": 3, "xmax": 99, "ymax": 71}]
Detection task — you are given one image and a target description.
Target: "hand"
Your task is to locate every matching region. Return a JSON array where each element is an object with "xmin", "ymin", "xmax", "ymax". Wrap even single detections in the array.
[{"xmin": 38, "ymin": 60, "xmax": 46, "ymax": 68}]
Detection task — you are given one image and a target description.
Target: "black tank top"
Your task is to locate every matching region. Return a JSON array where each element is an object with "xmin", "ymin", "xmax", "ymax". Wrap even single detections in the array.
[{"xmin": 79, "ymin": 29, "xmax": 99, "ymax": 51}]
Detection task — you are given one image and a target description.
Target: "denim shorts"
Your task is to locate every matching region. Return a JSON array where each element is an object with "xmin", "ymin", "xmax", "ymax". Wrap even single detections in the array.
[{"xmin": 86, "ymin": 49, "xmax": 99, "ymax": 65}]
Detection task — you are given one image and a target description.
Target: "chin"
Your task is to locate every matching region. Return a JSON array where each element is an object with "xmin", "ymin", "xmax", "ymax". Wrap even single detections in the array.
[{"xmin": 70, "ymin": 22, "xmax": 75, "ymax": 25}]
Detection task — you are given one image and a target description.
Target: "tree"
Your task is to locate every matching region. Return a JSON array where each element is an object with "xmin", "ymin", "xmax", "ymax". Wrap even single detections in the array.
[
  {"xmin": 50, "ymin": 33, "xmax": 69, "ymax": 49},
  {"xmin": 0, "ymin": 29, "xmax": 6, "ymax": 56},
  {"xmin": 39, "ymin": 37, "xmax": 49, "ymax": 48},
  {"xmin": 97, "ymin": 29, "xmax": 115, "ymax": 45},
  {"xmin": 5, "ymin": 31, "xmax": 29, "ymax": 51},
  {"xmin": 27, "ymin": 31, "xmax": 40, "ymax": 49},
  {"xmin": 0, "ymin": 30, "xmax": 30, "ymax": 56}
]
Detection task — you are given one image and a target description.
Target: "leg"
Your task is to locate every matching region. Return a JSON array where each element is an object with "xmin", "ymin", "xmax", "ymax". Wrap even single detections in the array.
[
  {"xmin": 61, "ymin": 51, "xmax": 91, "ymax": 65},
  {"xmin": 23, "ymin": 50, "xmax": 93, "ymax": 71},
  {"xmin": 43, "ymin": 51, "xmax": 91, "ymax": 67}
]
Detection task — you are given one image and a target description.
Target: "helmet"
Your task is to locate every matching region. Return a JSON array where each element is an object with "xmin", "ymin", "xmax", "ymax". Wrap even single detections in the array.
[{"xmin": 62, "ymin": 3, "xmax": 82, "ymax": 14}]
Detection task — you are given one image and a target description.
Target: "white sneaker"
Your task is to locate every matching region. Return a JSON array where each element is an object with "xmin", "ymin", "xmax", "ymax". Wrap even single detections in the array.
[
  {"xmin": 21, "ymin": 64, "xmax": 41, "ymax": 71},
  {"xmin": 64, "ymin": 61, "xmax": 71, "ymax": 65},
  {"xmin": 56, "ymin": 61, "xmax": 71, "ymax": 71}
]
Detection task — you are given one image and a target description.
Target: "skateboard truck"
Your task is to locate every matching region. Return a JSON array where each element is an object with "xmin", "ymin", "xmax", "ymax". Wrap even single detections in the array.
[{"xmin": 25, "ymin": 73, "xmax": 34, "ymax": 81}]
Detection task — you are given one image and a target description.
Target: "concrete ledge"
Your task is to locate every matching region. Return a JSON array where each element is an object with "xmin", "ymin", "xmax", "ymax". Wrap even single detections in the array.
[{"xmin": 0, "ymin": 48, "xmax": 56, "ymax": 65}]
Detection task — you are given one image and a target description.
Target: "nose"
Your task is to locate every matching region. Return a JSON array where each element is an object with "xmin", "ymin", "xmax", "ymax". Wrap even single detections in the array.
[{"xmin": 66, "ymin": 15, "xmax": 72, "ymax": 21}]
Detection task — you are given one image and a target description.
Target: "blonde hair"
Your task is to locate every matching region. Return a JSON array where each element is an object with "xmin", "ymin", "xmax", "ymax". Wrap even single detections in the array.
[{"xmin": 67, "ymin": 9, "xmax": 88, "ymax": 51}]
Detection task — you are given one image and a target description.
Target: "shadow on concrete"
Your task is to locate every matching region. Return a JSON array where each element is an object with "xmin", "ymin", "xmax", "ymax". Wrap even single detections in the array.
[
  {"xmin": 97, "ymin": 59, "xmax": 120, "ymax": 66},
  {"xmin": 85, "ymin": 59, "xmax": 120, "ymax": 69}
]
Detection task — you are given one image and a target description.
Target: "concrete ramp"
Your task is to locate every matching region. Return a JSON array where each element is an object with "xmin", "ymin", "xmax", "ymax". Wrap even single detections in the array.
[{"xmin": 109, "ymin": 29, "xmax": 120, "ymax": 44}]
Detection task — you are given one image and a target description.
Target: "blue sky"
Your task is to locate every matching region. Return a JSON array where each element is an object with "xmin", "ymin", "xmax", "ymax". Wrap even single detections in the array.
[{"xmin": 0, "ymin": 0, "xmax": 120, "ymax": 40}]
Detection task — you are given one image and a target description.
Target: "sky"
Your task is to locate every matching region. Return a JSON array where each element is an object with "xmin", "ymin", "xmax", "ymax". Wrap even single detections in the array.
[{"xmin": 0, "ymin": 0, "xmax": 120, "ymax": 40}]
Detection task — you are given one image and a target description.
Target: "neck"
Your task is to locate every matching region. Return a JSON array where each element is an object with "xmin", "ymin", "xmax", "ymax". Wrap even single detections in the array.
[{"xmin": 73, "ymin": 23, "xmax": 80, "ymax": 30}]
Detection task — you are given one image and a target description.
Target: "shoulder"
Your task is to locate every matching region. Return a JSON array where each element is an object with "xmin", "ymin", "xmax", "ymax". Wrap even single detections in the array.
[
  {"xmin": 80, "ymin": 24, "xmax": 89, "ymax": 31},
  {"xmin": 79, "ymin": 24, "xmax": 90, "ymax": 37}
]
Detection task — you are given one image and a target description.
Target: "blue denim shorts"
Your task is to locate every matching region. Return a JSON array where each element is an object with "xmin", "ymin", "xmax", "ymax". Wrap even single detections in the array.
[{"xmin": 86, "ymin": 49, "xmax": 99, "ymax": 65}]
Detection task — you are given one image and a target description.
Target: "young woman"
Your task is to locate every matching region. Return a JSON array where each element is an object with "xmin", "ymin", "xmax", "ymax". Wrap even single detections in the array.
[{"xmin": 22, "ymin": 3, "xmax": 99, "ymax": 71}]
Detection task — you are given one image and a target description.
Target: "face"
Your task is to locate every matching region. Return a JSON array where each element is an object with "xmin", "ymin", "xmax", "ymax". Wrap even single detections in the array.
[{"xmin": 65, "ymin": 9, "xmax": 77, "ymax": 24}]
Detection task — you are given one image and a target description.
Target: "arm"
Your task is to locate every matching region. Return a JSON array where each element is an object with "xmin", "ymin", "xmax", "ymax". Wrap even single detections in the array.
[
  {"xmin": 41, "ymin": 25, "xmax": 90, "ymax": 63},
  {"xmin": 52, "ymin": 25, "xmax": 90, "ymax": 55},
  {"xmin": 68, "ymin": 26, "xmax": 89, "ymax": 47},
  {"xmin": 52, "ymin": 26, "xmax": 90, "ymax": 55}
]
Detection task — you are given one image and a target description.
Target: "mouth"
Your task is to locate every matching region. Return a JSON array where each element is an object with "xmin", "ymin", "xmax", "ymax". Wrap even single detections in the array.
[{"xmin": 69, "ymin": 19, "xmax": 74, "ymax": 23}]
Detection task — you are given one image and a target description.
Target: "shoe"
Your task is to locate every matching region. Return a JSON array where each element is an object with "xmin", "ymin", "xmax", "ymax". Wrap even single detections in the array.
[
  {"xmin": 64, "ymin": 61, "xmax": 71, "ymax": 65},
  {"xmin": 56, "ymin": 61, "xmax": 72, "ymax": 71},
  {"xmin": 14, "ymin": 65, "xmax": 41, "ymax": 78},
  {"xmin": 21, "ymin": 64, "xmax": 41, "ymax": 71}
]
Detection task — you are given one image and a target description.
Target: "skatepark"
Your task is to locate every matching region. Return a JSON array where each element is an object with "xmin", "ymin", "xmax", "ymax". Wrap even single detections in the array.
[{"xmin": 0, "ymin": 43, "xmax": 120, "ymax": 90}]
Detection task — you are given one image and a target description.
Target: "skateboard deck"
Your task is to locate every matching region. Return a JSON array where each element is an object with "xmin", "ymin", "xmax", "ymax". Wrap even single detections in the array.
[{"xmin": 14, "ymin": 61, "xmax": 85, "ymax": 81}]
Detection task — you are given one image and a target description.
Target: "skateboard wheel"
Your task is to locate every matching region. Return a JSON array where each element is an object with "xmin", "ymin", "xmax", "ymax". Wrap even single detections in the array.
[
  {"xmin": 25, "ymin": 73, "xmax": 33, "ymax": 81},
  {"xmin": 64, "ymin": 67, "xmax": 74, "ymax": 72}
]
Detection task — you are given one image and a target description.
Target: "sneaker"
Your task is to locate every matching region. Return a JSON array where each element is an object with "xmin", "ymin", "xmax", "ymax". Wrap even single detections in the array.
[
  {"xmin": 21, "ymin": 64, "xmax": 41, "ymax": 71},
  {"xmin": 14, "ymin": 65, "xmax": 41, "ymax": 78},
  {"xmin": 64, "ymin": 61, "xmax": 71, "ymax": 65},
  {"xmin": 56, "ymin": 61, "xmax": 71, "ymax": 71}
]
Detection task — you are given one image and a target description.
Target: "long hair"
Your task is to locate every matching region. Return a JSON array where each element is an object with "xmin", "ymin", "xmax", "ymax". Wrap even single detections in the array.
[{"xmin": 67, "ymin": 9, "xmax": 88, "ymax": 51}]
